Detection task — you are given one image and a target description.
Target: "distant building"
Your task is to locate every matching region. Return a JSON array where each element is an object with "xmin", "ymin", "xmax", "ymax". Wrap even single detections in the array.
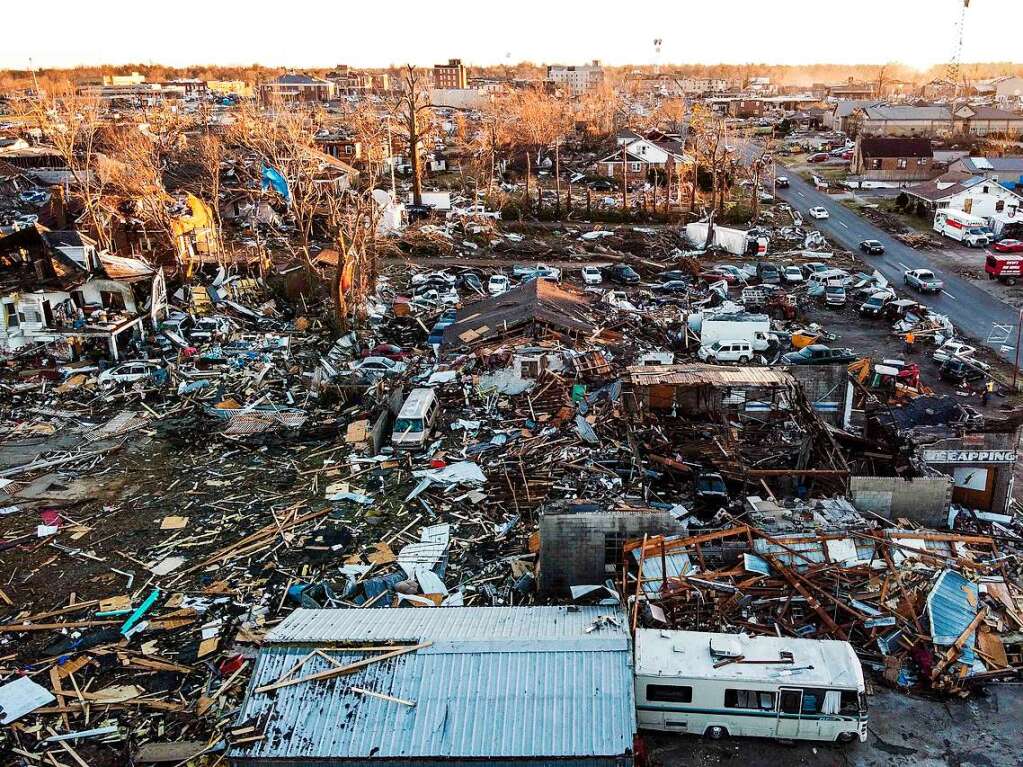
[
  {"xmin": 433, "ymin": 58, "xmax": 468, "ymax": 90},
  {"xmin": 953, "ymin": 105, "xmax": 1023, "ymax": 137},
  {"xmin": 848, "ymin": 105, "xmax": 953, "ymax": 137},
  {"xmin": 258, "ymin": 73, "xmax": 335, "ymax": 103},
  {"xmin": 851, "ymin": 137, "xmax": 937, "ymax": 183},
  {"xmin": 547, "ymin": 61, "xmax": 605, "ymax": 95},
  {"xmin": 977, "ymin": 75, "xmax": 1023, "ymax": 101},
  {"xmin": 906, "ymin": 172, "xmax": 1023, "ymax": 219},
  {"xmin": 949, "ymin": 155, "xmax": 1023, "ymax": 189},
  {"xmin": 728, "ymin": 98, "xmax": 766, "ymax": 118},
  {"xmin": 828, "ymin": 78, "xmax": 876, "ymax": 100},
  {"xmin": 206, "ymin": 80, "xmax": 253, "ymax": 99},
  {"xmin": 102, "ymin": 71, "xmax": 146, "ymax": 87}
]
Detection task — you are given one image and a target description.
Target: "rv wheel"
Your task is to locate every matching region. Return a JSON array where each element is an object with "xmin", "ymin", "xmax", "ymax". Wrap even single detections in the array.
[
  {"xmin": 705, "ymin": 726, "xmax": 727, "ymax": 740},
  {"xmin": 836, "ymin": 732, "xmax": 856, "ymax": 744}
]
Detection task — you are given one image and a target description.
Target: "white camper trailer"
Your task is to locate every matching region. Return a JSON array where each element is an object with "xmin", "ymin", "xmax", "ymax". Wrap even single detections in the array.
[{"xmin": 635, "ymin": 630, "xmax": 867, "ymax": 743}]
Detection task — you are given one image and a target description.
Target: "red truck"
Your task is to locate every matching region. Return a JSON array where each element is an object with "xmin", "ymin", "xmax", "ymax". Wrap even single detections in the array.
[{"xmin": 985, "ymin": 253, "xmax": 1023, "ymax": 285}]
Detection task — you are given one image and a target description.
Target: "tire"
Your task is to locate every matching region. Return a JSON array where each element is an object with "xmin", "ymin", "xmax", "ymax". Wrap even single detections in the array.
[
  {"xmin": 836, "ymin": 732, "xmax": 856, "ymax": 744},
  {"xmin": 738, "ymin": 356, "xmax": 750, "ymax": 364},
  {"xmin": 705, "ymin": 726, "xmax": 727, "ymax": 740},
  {"xmin": 1007, "ymin": 278, "xmax": 1018, "ymax": 287}
]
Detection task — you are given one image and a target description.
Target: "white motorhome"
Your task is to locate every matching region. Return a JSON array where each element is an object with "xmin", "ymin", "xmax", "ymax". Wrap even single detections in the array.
[
  {"xmin": 933, "ymin": 209, "xmax": 991, "ymax": 247},
  {"xmin": 391, "ymin": 387, "xmax": 441, "ymax": 450},
  {"xmin": 635, "ymin": 630, "xmax": 867, "ymax": 743}
]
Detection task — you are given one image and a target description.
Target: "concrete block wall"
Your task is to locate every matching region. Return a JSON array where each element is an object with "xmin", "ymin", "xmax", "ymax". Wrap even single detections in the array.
[
  {"xmin": 850, "ymin": 475, "xmax": 953, "ymax": 527},
  {"xmin": 538, "ymin": 507, "xmax": 683, "ymax": 597}
]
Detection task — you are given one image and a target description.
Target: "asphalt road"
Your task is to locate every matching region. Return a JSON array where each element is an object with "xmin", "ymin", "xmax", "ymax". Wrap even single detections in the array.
[{"xmin": 771, "ymin": 169, "xmax": 1021, "ymax": 361}]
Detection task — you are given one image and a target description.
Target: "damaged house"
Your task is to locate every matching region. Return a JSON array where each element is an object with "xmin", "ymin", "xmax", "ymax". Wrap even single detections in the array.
[{"xmin": 0, "ymin": 224, "xmax": 154, "ymax": 360}]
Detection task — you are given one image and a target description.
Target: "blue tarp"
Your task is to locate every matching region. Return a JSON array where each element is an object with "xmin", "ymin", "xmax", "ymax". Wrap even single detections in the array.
[{"xmin": 260, "ymin": 166, "xmax": 290, "ymax": 202}]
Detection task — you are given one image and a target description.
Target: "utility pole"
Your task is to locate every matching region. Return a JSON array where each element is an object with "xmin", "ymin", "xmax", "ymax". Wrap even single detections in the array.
[{"xmin": 554, "ymin": 138, "xmax": 561, "ymax": 217}]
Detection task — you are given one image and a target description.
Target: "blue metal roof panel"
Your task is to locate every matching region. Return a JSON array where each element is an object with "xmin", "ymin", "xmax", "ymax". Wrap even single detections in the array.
[
  {"xmin": 231, "ymin": 642, "xmax": 635, "ymax": 760},
  {"xmin": 926, "ymin": 569, "xmax": 979, "ymax": 667},
  {"xmin": 266, "ymin": 606, "xmax": 628, "ymax": 644}
]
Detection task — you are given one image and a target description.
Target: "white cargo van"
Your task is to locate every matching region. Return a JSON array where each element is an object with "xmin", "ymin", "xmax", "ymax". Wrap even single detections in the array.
[
  {"xmin": 635, "ymin": 629, "xmax": 867, "ymax": 743},
  {"xmin": 391, "ymin": 388, "xmax": 440, "ymax": 450}
]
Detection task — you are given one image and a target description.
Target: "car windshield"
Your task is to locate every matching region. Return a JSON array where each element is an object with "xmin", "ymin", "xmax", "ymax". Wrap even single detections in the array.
[
  {"xmin": 867, "ymin": 297, "xmax": 884, "ymax": 307},
  {"xmin": 393, "ymin": 418, "xmax": 424, "ymax": 434}
]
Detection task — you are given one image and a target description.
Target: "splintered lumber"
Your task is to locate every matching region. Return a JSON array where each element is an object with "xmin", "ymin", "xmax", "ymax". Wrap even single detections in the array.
[
  {"xmin": 768, "ymin": 558, "xmax": 848, "ymax": 640},
  {"xmin": 254, "ymin": 642, "xmax": 432, "ymax": 693},
  {"xmin": 931, "ymin": 608, "xmax": 989, "ymax": 680}
]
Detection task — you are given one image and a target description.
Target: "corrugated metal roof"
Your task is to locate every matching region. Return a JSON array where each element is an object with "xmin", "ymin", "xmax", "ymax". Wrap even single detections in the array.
[
  {"xmin": 266, "ymin": 606, "xmax": 626, "ymax": 644},
  {"xmin": 624, "ymin": 364, "xmax": 794, "ymax": 388},
  {"xmin": 631, "ymin": 542, "xmax": 692, "ymax": 595},
  {"xmin": 232, "ymin": 607, "xmax": 635, "ymax": 762},
  {"xmin": 926, "ymin": 569, "xmax": 979, "ymax": 668}
]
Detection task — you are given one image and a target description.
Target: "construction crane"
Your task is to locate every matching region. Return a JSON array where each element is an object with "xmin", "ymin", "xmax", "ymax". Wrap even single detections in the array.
[{"xmin": 945, "ymin": 0, "xmax": 971, "ymax": 97}]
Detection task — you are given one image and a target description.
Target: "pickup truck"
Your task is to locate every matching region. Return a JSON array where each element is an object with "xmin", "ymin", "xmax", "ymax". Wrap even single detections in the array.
[
  {"xmin": 781, "ymin": 344, "xmax": 857, "ymax": 365},
  {"xmin": 903, "ymin": 268, "xmax": 944, "ymax": 293}
]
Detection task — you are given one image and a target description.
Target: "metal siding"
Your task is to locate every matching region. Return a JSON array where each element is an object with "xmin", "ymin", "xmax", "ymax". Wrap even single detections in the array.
[
  {"xmin": 232, "ymin": 609, "xmax": 635, "ymax": 762},
  {"xmin": 267, "ymin": 606, "xmax": 626, "ymax": 644},
  {"xmin": 926, "ymin": 569, "xmax": 979, "ymax": 666}
]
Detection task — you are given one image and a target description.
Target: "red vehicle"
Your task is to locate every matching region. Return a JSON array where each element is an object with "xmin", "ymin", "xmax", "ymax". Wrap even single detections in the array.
[
  {"xmin": 985, "ymin": 253, "xmax": 1023, "ymax": 285},
  {"xmin": 360, "ymin": 343, "xmax": 408, "ymax": 361},
  {"xmin": 808, "ymin": 153, "xmax": 830, "ymax": 163},
  {"xmin": 698, "ymin": 267, "xmax": 743, "ymax": 285},
  {"xmin": 992, "ymin": 238, "xmax": 1023, "ymax": 254}
]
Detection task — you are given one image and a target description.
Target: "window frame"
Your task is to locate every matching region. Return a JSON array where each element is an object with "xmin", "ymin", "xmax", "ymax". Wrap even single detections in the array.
[{"xmin": 646, "ymin": 684, "xmax": 693, "ymax": 704}]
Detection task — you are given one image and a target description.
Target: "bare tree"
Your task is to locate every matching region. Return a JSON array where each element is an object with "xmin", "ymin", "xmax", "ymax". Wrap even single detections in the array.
[
  {"xmin": 394, "ymin": 64, "xmax": 433, "ymax": 207},
  {"xmin": 29, "ymin": 92, "xmax": 110, "ymax": 249}
]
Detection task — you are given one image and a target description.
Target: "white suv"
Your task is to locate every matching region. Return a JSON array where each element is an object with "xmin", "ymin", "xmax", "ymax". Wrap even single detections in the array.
[{"xmin": 697, "ymin": 340, "xmax": 754, "ymax": 364}]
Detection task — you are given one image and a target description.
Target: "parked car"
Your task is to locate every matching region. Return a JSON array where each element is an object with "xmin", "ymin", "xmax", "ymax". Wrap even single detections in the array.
[
  {"xmin": 588, "ymin": 179, "xmax": 616, "ymax": 191},
  {"xmin": 775, "ymin": 176, "xmax": 790, "ymax": 188},
  {"xmin": 427, "ymin": 309, "xmax": 457, "ymax": 345},
  {"xmin": 515, "ymin": 263, "xmax": 561, "ymax": 282},
  {"xmin": 695, "ymin": 472, "xmax": 728, "ymax": 510},
  {"xmin": 993, "ymin": 239, "xmax": 1023, "ymax": 253},
  {"xmin": 98, "ymin": 361, "xmax": 163, "ymax": 390},
  {"xmin": 411, "ymin": 270, "xmax": 456, "ymax": 287},
  {"xmin": 581, "ymin": 266, "xmax": 603, "ymax": 285},
  {"xmin": 932, "ymin": 340, "xmax": 989, "ymax": 371},
  {"xmin": 808, "ymin": 206, "xmax": 829, "ymax": 220},
  {"xmin": 824, "ymin": 284, "xmax": 847, "ymax": 307},
  {"xmin": 360, "ymin": 343, "xmax": 408, "ymax": 361},
  {"xmin": 487, "ymin": 274, "xmax": 510, "ymax": 295},
  {"xmin": 697, "ymin": 340, "xmax": 755, "ymax": 364},
  {"xmin": 606, "ymin": 264, "xmax": 641, "ymax": 285},
  {"xmin": 808, "ymin": 153, "xmax": 830, "ymax": 163},
  {"xmin": 653, "ymin": 280, "xmax": 690, "ymax": 295},
  {"xmin": 781, "ymin": 344, "xmax": 857, "ymax": 365},
  {"xmin": 756, "ymin": 262, "xmax": 781, "ymax": 284},
  {"xmin": 700, "ymin": 265, "xmax": 746, "ymax": 285},
  {"xmin": 858, "ymin": 292, "xmax": 891, "ymax": 317},
  {"xmin": 349, "ymin": 356, "xmax": 407, "ymax": 381},
  {"xmin": 658, "ymin": 270, "xmax": 689, "ymax": 282},
  {"xmin": 859, "ymin": 240, "xmax": 885, "ymax": 255},
  {"xmin": 189, "ymin": 315, "xmax": 234, "ymax": 343},
  {"xmin": 802, "ymin": 262, "xmax": 831, "ymax": 275},
  {"xmin": 781, "ymin": 264, "xmax": 805, "ymax": 284},
  {"xmin": 940, "ymin": 358, "xmax": 986, "ymax": 385},
  {"xmin": 904, "ymin": 268, "xmax": 944, "ymax": 293}
]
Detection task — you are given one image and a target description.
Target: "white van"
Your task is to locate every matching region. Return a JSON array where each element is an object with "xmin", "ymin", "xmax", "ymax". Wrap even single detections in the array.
[
  {"xmin": 636, "ymin": 630, "xmax": 867, "ymax": 743},
  {"xmin": 391, "ymin": 388, "xmax": 441, "ymax": 450},
  {"xmin": 697, "ymin": 340, "xmax": 755, "ymax": 364},
  {"xmin": 806, "ymin": 269, "xmax": 849, "ymax": 296}
]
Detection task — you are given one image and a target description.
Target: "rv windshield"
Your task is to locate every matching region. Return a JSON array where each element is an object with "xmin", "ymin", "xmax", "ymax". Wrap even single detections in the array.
[
  {"xmin": 839, "ymin": 690, "xmax": 868, "ymax": 716},
  {"xmin": 394, "ymin": 418, "xmax": 424, "ymax": 434}
]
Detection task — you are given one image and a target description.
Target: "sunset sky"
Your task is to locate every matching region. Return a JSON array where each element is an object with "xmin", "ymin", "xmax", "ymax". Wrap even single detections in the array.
[{"xmin": 2, "ymin": 0, "xmax": 1016, "ymax": 71}]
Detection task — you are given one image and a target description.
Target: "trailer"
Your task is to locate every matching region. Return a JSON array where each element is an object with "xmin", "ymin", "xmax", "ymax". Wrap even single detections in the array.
[
  {"xmin": 985, "ymin": 253, "xmax": 1023, "ymax": 285},
  {"xmin": 933, "ymin": 209, "xmax": 991, "ymax": 247},
  {"xmin": 635, "ymin": 629, "xmax": 867, "ymax": 743}
]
